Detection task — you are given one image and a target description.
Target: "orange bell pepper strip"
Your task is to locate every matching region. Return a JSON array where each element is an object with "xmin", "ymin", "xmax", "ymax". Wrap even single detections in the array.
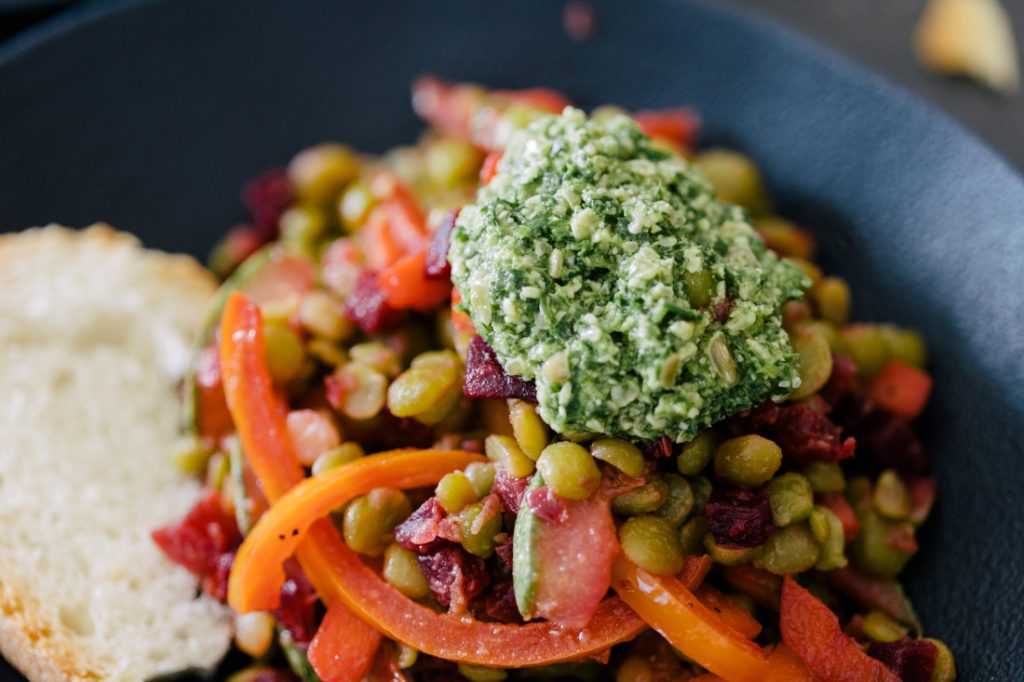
[
  {"xmin": 378, "ymin": 250, "xmax": 452, "ymax": 312},
  {"xmin": 450, "ymin": 288, "xmax": 477, "ymax": 336},
  {"xmin": 611, "ymin": 557, "xmax": 770, "ymax": 682},
  {"xmin": 866, "ymin": 361, "xmax": 933, "ymax": 420},
  {"xmin": 219, "ymin": 292, "xmax": 647, "ymax": 667},
  {"xmin": 308, "ymin": 600, "xmax": 382, "ymax": 682},
  {"xmin": 228, "ymin": 447, "xmax": 486, "ymax": 612},
  {"xmin": 680, "ymin": 644, "xmax": 817, "ymax": 682},
  {"xmin": 695, "ymin": 584, "xmax": 762, "ymax": 640},
  {"xmin": 780, "ymin": 577, "xmax": 900, "ymax": 682},
  {"xmin": 679, "ymin": 554, "xmax": 713, "ymax": 590}
]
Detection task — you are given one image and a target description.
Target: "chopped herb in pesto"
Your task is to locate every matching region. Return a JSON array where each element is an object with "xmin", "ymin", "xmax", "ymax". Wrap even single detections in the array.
[{"xmin": 449, "ymin": 108, "xmax": 808, "ymax": 441}]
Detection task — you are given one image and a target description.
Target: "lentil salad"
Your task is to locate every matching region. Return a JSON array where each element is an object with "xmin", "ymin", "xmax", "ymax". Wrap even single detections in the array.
[{"xmin": 154, "ymin": 76, "xmax": 954, "ymax": 682}]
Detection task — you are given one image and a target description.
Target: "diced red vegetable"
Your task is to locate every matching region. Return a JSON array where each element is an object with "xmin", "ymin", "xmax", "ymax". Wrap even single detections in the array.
[
  {"xmin": 425, "ymin": 209, "xmax": 458, "ymax": 279},
  {"xmin": 417, "ymin": 545, "xmax": 490, "ymax": 614},
  {"xmin": 321, "ymin": 238, "xmax": 365, "ymax": 300},
  {"xmin": 378, "ymin": 250, "xmax": 452, "ymax": 312},
  {"xmin": 275, "ymin": 563, "xmax": 319, "ymax": 649},
  {"xmin": 817, "ymin": 492, "xmax": 860, "ymax": 541},
  {"xmin": 308, "ymin": 601, "xmax": 382, "ymax": 682},
  {"xmin": 525, "ymin": 486, "xmax": 568, "ymax": 524},
  {"xmin": 394, "ymin": 497, "xmax": 448, "ymax": 555},
  {"xmin": 152, "ymin": 492, "xmax": 241, "ymax": 596},
  {"xmin": 780, "ymin": 577, "xmax": 900, "ymax": 682},
  {"xmin": 866, "ymin": 638, "xmax": 938, "ymax": 682},
  {"xmin": 243, "ymin": 169, "xmax": 293, "ymax": 239},
  {"xmin": 824, "ymin": 566, "xmax": 921, "ymax": 630},
  {"xmin": 632, "ymin": 108, "xmax": 700, "ymax": 149},
  {"xmin": 494, "ymin": 87, "xmax": 572, "ymax": 114},
  {"xmin": 906, "ymin": 476, "xmax": 937, "ymax": 525},
  {"xmin": 749, "ymin": 402, "xmax": 856, "ymax": 465},
  {"xmin": 493, "ymin": 470, "xmax": 530, "ymax": 513},
  {"xmin": 480, "ymin": 151, "xmax": 503, "ymax": 185},
  {"xmin": 411, "ymin": 75, "xmax": 481, "ymax": 144},
  {"xmin": 867, "ymin": 362, "xmax": 933, "ymax": 420},
  {"xmin": 194, "ymin": 345, "xmax": 234, "ymax": 441},
  {"xmin": 463, "ymin": 335, "xmax": 537, "ymax": 401},
  {"xmin": 705, "ymin": 488, "xmax": 774, "ymax": 549},
  {"xmin": 481, "ymin": 578, "xmax": 523, "ymax": 624},
  {"xmin": 344, "ymin": 270, "xmax": 402, "ymax": 334},
  {"xmin": 641, "ymin": 435, "xmax": 674, "ymax": 459}
]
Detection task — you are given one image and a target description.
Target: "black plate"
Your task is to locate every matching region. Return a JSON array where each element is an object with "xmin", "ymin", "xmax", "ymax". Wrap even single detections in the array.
[{"xmin": 1, "ymin": 0, "xmax": 1023, "ymax": 679}]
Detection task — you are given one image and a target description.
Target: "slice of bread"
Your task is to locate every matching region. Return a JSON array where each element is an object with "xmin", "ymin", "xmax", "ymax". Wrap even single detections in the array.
[{"xmin": 0, "ymin": 225, "xmax": 232, "ymax": 681}]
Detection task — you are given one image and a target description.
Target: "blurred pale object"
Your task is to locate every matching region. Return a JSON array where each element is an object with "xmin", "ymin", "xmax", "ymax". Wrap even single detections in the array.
[{"xmin": 915, "ymin": 0, "xmax": 1020, "ymax": 95}]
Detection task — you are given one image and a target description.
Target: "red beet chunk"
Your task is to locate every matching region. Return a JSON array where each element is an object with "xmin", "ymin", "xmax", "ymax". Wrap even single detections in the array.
[
  {"xmin": 820, "ymin": 353, "xmax": 857, "ymax": 409},
  {"xmin": 274, "ymin": 562, "xmax": 319, "ymax": 650},
  {"xmin": 394, "ymin": 497, "xmax": 448, "ymax": 555},
  {"xmin": 859, "ymin": 411, "xmax": 929, "ymax": 476},
  {"xmin": 713, "ymin": 298, "xmax": 733, "ymax": 325},
  {"xmin": 642, "ymin": 435, "xmax": 674, "ymax": 459},
  {"xmin": 463, "ymin": 335, "xmax": 537, "ymax": 402},
  {"xmin": 205, "ymin": 551, "xmax": 236, "ymax": 601},
  {"xmin": 705, "ymin": 488, "xmax": 773, "ymax": 548},
  {"xmin": 867, "ymin": 638, "xmax": 938, "ymax": 682},
  {"xmin": 750, "ymin": 402, "xmax": 856, "ymax": 465},
  {"xmin": 243, "ymin": 169, "xmax": 293, "ymax": 240},
  {"xmin": 152, "ymin": 492, "xmax": 240, "ymax": 582},
  {"xmin": 417, "ymin": 545, "xmax": 490, "ymax": 614},
  {"xmin": 481, "ymin": 578, "xmax": 524, "ymax": 623},
  {"xmin": 495, "ymin": 534, "xmax": 514, "ymax": 569},
  {"xmin": 425, "ymin": 209, "xmax": 458, "ymax": 279},
  {"xmin": 492, "ymin": 470, "xmax": 530, "ymax": 514},
  {"xmin": 525, "ymin": 486, "xmax": 569, "ymax": 524},
  {"xmin": 344, "ymin": 269, "xmax": 402, "ymax": 334}
]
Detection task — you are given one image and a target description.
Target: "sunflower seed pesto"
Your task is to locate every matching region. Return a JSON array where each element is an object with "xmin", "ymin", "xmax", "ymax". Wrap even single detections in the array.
[{"xmin": 449, "ymin": 108, "xmax": 808, "ymax": 442}]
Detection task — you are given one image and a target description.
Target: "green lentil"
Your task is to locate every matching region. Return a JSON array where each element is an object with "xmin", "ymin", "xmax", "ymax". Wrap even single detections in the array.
[
  {"xmin": 789, "ymin": 325, "xmax": 834, "ymax": 400},
  {"xmin": 338, "ymin": 179, "xmax": 375, "ymax": 231},
  {"xmin": 279, "ymin": 205, "xmax": 328, "ymax": 254},
  {"xmin": 683, "ymin": 267, "xmax": 715, "ymax": 308},
  {"xmin": 766, "ymin": 472, "xmax": 814, "ymax": 527},
  {"xmin": 612, "ymin": 476, "xmax": 669, "ymax": 516},
  {"xmin": 678, "ymin": 516, "xmax": 710, "ymax": 556},
  {"xmin": 810, "ymin": 506, "xmax": 848, "ymax": 571},
  {"xmin": 704, "ymin": 535, "xmax": 762, "ymax": 566},
  {"xmin": 689, "ymin": 475, "xmax": 713, "ymax": 512},
  {"xmin": 590, "ymin": 438, "xmax": 646, "ymax": 477},
  {"xmin": 464, "ymin": 462, "xmax": 497, "ymax": 497},
  {"xmin": 331, "ymin": 363, "xmax": 388, "ymax": 420},
  {"xmin": 840, "ymin": 324, "xmax": 890, "ymax": 376},
  {"xmin": 349, "ymin": 341, "xmax": 401, "ymax": 377},
  {"xmin": 846, "ymin": 475, "xmax": 875, "ymax": 512},
  {"xmin": 263, "ymin": 321, "xmax": 305, "ymax": 385},
  {"xmin": 813, "ymin": 276, "xmax": 852, "ymax": 325},
  {"xmin": 397, "ymin": 643, "xmax": 419, "ymax": 669},
  {"xmin": 484, "ymin": 435, "xmax": 535, "ymax": 478},
  {"xmin": 299, "ymin": 291, "xmax": 350, "ymax": 341},
  {"xmin": 850, "ymin": 509, "xmax": 916, "ymax": 577},
  {"xmin": 312, "ymin": 442, "xmax": 364, "ymax": 476},
  {"xmin": 170, "ymin": 436, "xmax": 213, "ymax": 477},
  {"xmin": 616, "ymin": 656, "xmax": 654, "ymax": 682},
  {"xmin": 288, "ymin": 143, "xmax": 359, "ymax": 203},
  {"xmin": 307, "ymin": 338, "xmax": 346, "ymax": 367},
  {"xmin": 382, "ymin": 543, "xmax": 430, "ymax": 599},
  {"xmin": 619, "ymin": 515, "xmax": 685, "ymax": 576},
  {"xmin": 536, "ymin": 442, "xmax": 602, "ymax": 501},
  {"xmin": 436, "ymin": 472, "xmax": 479, "ymax": 514},
  {"xmin": 862, "ymin": 610, "xmax": 909, "ymax": 643},
  {"xmin": 458, "ymin": 664, "xmax": 507, "ymax": 682},
  {"xmin": 754, "ymin": 524, "xmax": 821, "ymax": 575},
  {"xmin": 873, "ymin": 470, "xmax": 911, "ymax": 520},
  {"xmin": 677, "ymin": 430, "xmax": 717, "ymax": 476},
  {"xmin": 804, "ymin": 462, "xmax": 846, "ymax": 493},
  {"xmin": 508, "ymin": 399, "xmax": 549, "ymax": 460},
  {"xmin": 342, "ymin": 488, "xmax": 412, "ymax": 557},
  {"xmin": 655, "ymin": 474, "xmax": 695, "ymax": 527},
  {"xmin": 426, "ymin": 138, "xmax": 483, "ymax": 188},
  {"xmin": 928, "ymin": 639, "xmax": 957, "ymax": 682},
  {"xmin": 387, "ymin": 364, "xmax": 460, "ymax": 424},
  {"xmin": 459, "ymin": 500, "xmax": 503, "ymax": 558},
  {"xmin": 714, "ymin": 435, "xmax": 782, "ymax": 488},
  {"xmin": 693, "ymin": 148, "xmax": 772, "ymax": 216},
  {"xmin": 878, "ymin": 325, "xmax": 928, "ymax": 368}
]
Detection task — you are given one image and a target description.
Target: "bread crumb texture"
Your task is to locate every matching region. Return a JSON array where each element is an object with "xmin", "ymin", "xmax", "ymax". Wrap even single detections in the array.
[{"xmin": 0, "ymin": 226, "xmax": 231, "ymax": 681}]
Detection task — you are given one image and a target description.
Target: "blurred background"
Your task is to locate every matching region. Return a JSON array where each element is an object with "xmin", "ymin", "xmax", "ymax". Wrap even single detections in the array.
[{"xmin": 1, "ymin": 0, "xmax": 1021, "ymax": 170}]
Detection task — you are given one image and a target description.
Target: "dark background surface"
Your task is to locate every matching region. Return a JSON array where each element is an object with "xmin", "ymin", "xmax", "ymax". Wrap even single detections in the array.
[{"xmin": 0, "ymin": 1, "xmax": 1022, "ymax": 681}]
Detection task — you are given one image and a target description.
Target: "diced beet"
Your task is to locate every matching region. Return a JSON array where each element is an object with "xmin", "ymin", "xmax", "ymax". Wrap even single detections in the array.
[
  {"xmin": 481, "ymin": 579, "xmax": 523, "ymax": 623},
  {"xmin": 906, "ymin": 476, "xmax": 937, "ymax": 525},
  {"xmin": 425, "ymin": 209, "xmax": 458, "ymax": 279},
  {"xmin": 436, "ymin": 515, "xmax": 464, "ymax": 543},
  {"xmin": 867, "ymin": 638, "xmax": 938, "ymax": 682},
  {"xmin": 204, "ymin": 551, "xmax": 236, "ymax": 601},
  {"xmin": 705, "ymin": 488, "xmax": 774, "ymax": 548},
  {"xmin": 887, "ymin": 525, "xmax": 919, "ymax": 554},
  {"xmin": 749, "ymin": 402, "xmax": 856, "ymax": 465},
  {"xmin": 525, "ymin": 486, "xmax": 568, "ymax": 524},
  {"xmin": 394, "ymin": 497, "xmax": 448, "ymax": 555},
  {"xmin": 344, "ymin": 269, "xmax": 402, "ymax": 334},
  {"xmin": 858, "ymin": 410, "xmax": 929, "ymax": 476},
  {"xmin": 463, "ymin": 335, "xmax": 537, "ymax": 402},
  {"xmin": 152, "ymin": 492, "xmax": 241, "ymax": 581},
  {"xmin": 641, "ymin": 435, "xmax": 674, "ymax": 459},
  {"xmin": 492, "ymin": 470, "xmax": 530, "ymax": 514},
  {"xmin": 274, "ymin": 562, "xmax": 319, "ymax": 650},
  {"xmin": 819, "ymin": 353, "xmax": 857, "ymax": 409},
  {"xmin": 713, "ymin": 298, "xmax": 733, "ymax": 325},
  {"xmin": 495, "ymin": 533, "xmax": 514, "ymax": 569},
  {"xmin": 243, "ymin": 169, "xmax": 293, "ymax": 240},
  {"xmin": 417, "ymin": 545, "xmax": 490, "ymax": 614}
]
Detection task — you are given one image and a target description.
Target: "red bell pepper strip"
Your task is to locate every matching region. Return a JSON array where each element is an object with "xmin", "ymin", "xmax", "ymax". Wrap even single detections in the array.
[
  {"xmin": 780, "ymin": 577, "xmax": 900, "ymax": 682},
  {"xmin": 480, "ymin": 151, "xmax": 503, "ymax": 185},
  {"xmin": 378, "ymin": 250, "xmax": 452, "ymax": 312},
  {"xmin": 695, "ymin": 584, "xmax": 762, "ymax": 640},
  {"xmin": 632, "ymin": 108, "xmax": 700, "ymax": 149},
  {"xmin": 308, "ymin": 601, "xmax": 382, "ymax": 682},
  {"xmin": 817, "ymin": 492, "xmax": 861, "ymax": 542},
  {"xmin": 718, "ymin": 565, "xmax": 782, "ymax": 611},
  {"xmin": 866, "ymin": 361, "xmax": 933, "ymax": 420}
]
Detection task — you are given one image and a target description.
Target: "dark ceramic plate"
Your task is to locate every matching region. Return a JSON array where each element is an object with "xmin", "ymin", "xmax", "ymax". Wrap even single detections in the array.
[{"xmin": 1, "ymin": 0, "xmax": 1023, "ymax": 679}]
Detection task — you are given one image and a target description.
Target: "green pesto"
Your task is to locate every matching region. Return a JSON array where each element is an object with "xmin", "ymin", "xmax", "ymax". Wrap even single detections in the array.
[{"xmin": 450, "ymin": 109, "xmax": 806, "ymax": 442}]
